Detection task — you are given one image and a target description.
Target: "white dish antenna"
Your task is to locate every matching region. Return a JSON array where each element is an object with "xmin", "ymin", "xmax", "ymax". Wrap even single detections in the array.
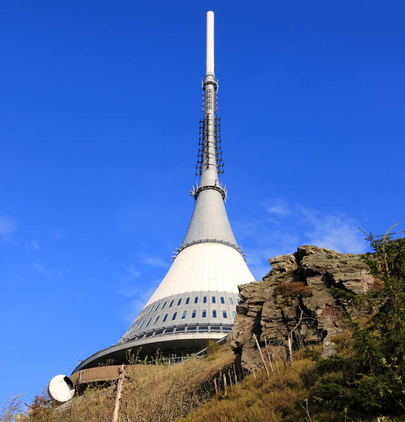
[{"xmin": 48, "ymin": 374, "xmax": 75, "ymax": 403}]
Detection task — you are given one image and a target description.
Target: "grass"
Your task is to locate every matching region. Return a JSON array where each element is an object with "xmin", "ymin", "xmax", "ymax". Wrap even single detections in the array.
[
  {"xmin": 175, "ymin": 358, "xmax": 316, "ymax": 422},
  {"xmin": 9, "ymin": 342, "xmax": 405, "ymax": 422},
  {"xmin": 23, "ymin": 344, "xmax": 235, "ymax": 422}
]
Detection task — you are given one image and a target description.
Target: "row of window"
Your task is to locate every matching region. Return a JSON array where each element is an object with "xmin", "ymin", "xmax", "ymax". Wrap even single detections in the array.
[
  {"xmin": 128, "ymin": 324, "xmax": 233, "ymax": 340},
  {"xmin": 142, "ymin": 295, "xmax": 235, "ymax": 317},
  {"xmin": 136, "ymin": 309, "xmax": 237, "ymax": 331}
]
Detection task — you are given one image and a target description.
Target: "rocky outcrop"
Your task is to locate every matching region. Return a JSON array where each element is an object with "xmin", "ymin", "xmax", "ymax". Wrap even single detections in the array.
[{"xmin": 230, "ymin": 245, "xmax": 376, "ymax": 371}]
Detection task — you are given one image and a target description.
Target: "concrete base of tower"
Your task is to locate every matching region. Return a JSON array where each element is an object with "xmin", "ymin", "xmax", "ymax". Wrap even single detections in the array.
[{"xmin": 72, "ymin": 331, "xmax": 227, "ymax": 374}]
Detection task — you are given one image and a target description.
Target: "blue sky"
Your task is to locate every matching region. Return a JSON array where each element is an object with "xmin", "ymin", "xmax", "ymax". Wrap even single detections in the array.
[{"xmin": 0, "ymin": 0, "xmax": 404, "ymax": 408}]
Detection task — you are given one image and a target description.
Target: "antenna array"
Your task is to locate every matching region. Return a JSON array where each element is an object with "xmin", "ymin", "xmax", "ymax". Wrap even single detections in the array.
[{"xmin": 195, "ymin": 88, "xmax": 224, "ymax": 176}]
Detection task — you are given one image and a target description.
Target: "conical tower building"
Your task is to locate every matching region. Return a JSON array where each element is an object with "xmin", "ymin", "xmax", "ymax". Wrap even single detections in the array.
[{"xmin": 73, "ymin": 11, "xmax": 254, "ymax": 373}]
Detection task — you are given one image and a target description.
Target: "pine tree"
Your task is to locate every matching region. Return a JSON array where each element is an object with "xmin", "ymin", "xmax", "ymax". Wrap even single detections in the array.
[{"xmin": 312, "ymin": 225, "xmax": 405, "ymax": 418}]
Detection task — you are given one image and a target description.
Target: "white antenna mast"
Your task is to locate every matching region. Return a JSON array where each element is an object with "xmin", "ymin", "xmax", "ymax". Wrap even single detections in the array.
[{"xmin": 206, "ymin": 11, "xmax": 215, "ymax": 77}]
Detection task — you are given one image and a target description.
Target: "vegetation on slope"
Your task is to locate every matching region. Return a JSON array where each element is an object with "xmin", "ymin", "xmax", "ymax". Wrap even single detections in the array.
[
  {"xmin": 311, "ymin": 230, "xmax": 405, "ymax": 418},
  {"xmin": 20, "ymin": 345, "xmax": 235, "ymax": 422},
  {"xmin": 175, "ymin": 357, "xmax": 317, "ymax": 422}
]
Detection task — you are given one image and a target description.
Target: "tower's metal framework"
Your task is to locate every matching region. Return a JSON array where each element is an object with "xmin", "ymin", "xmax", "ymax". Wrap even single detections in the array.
[{"xmin": 72, "ymin": 12, "xmax": 254, "ymax": 373}]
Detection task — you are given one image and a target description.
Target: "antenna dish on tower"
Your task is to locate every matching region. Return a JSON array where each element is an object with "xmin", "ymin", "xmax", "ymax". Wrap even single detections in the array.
[{"xmin": 48, "ymin": 375, "xmax": 75, "ymax": 403}]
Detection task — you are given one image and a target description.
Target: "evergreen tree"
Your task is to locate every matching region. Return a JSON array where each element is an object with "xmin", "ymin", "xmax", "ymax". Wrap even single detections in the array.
[{"xmin": 312, "ymin": 226, "xmax": 405, "ymax": 418}]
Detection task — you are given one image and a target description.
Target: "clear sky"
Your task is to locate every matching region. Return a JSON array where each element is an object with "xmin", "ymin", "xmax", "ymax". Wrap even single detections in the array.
[{"xmin": 0, "ymin": 0, "xmax": 404, "ymax": 408}]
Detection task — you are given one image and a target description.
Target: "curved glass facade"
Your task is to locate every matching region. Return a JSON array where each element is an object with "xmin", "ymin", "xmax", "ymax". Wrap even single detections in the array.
[{"xmin": 120, "ymin": 290, "xmax": 240, "ymax": 343}]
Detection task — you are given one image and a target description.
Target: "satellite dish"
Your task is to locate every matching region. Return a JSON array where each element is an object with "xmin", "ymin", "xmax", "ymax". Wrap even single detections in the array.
[{"xmin": 48, "ymin": 375, "xmax": 75, "ymax": 403}]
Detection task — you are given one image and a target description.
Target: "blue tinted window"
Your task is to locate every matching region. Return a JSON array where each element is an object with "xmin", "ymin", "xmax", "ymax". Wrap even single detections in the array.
[
  {"xmin": 194, "ymin": 297, "xmax": 198, "ymax": 304},
  {"xmin": 212, "ymin": 296, "xmax": 216, "ymax": 304},
  {"xmin": 185, "ymin": 297, "xmax": 190, "ymax": 304},
  {"xmin": 220, "ymin": 297, "xmax": 225, "ymax": 304},
  {"xmin": 177, "ymin": 298, "xmax": 182, "ymax": 306},
  {"xmin": 203, "ymin": 296, "xmax": 207, "ymax": 303},
  {"xmin": 222, "ymin": 311, "xmax": 227, "ymax": 318},
  {"xmin": 162, "ymin": 302, "xmax": 167, "ymax": 309},
  {"xmin": 163, "ymin": 314, "xmax": 168, "ymax": 322},
  {"xmin": 182, "ymin": 311, "xmax": 187, "ymax": 319},
  {"xmin": 154, "ymin": 316, "xmax": 160, "ymax": 324},
  {"xmin": 202, "ymin": 310, "xmax": 207, "ymax": 318},
  {"xmin": 192, "ymin": 310, "xmax": 197, "ymax": 318},
  {"xmin": 212, "ymin": 310, "xmax": 217, "ymax": 318},
  {"xmin": 172, "ymin": 312, "xmax": 177, "ymax": 320},
  {"xmin": 169, "ymin": 300, "xmax": 174, "ymax": 308}
]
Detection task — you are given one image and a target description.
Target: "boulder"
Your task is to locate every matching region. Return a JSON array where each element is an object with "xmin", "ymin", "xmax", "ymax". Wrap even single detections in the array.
[{"xmin": 230, "ymin": 245, "xmax": 375, "ymax": 371}]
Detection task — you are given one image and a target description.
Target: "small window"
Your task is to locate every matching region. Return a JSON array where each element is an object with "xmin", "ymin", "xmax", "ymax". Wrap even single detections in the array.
[
  {"xmin": 139, "ymin": 321, "xmax": 145, "ymax": 329},
  {"xmin": 192, "ymin": 310, "xmax": 197, "ymax": 318},
  {"xmin": 202, "ymin": 309, "xmax": 207, "ymax": 318},
  {"xmin": 146, "ymin": 318, "xmax": 152, "ymax": 327},
  {"xmin": 172, "ymin": 312, "xmax": 177, "ymax": 320},
  {"xmin": 232, "ymin": 311, "xmax": 237, "ymax": 318},
  {"xmin": 154, "ymin": 316, "xmax": 160, "ymax": 324},
  {"xmin": 155, "ymin": 303, "xmax": 160, "ymax": 311},
  {"xmin": 162, "ymin": 301, "xmax": 167, "ymax": 309},
  {"xmin": 220, "ymin": 297, "xmax": 225, "ymax": 304},
  {"xmin": 182, "ymin": 310, "xmax": 187, "ymax": 319},
  {"xmin": 212, "ymin": 310, "xmax": 217, "ymax": 318},
  {"xmin": 194, "ymin": 296, "xmax": 198, "ymax": 304},
  {"xmin": 203, "ymin": 296, "xmax": 207, "ymax": 303},
  {"xmin": 177, "ymin": 298, "xmax": 182, "ymax": 306},
  {"xmin": 185, "ymin": 297, "xmax": 190, "ymax": 305},
  {"xmin": 169, "ymin": 300, "xmax": 174, "ymax": 308},
  {"xmin": 229, "ymin": 297, "xmax": 234, "ymax": 305},
  {"xmin": 212, "ymin": 296, "xmax": 216, "ymax": 304},
  {"xmin": 222, "ymin": 311, "xmax": 227, "ymax": 318},
  {"xmin": 162, "ymin": 314, "xmax": 168, "ymax": 322}
]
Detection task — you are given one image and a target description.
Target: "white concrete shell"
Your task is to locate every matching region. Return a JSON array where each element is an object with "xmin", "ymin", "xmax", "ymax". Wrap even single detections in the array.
[{"xmin": 147, "ymin": 242, "xmax": 252, "ymax": 305}]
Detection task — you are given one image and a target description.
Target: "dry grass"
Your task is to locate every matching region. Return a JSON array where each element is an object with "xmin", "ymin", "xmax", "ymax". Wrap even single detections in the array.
[
  {"xmin": 24, "ymin": 345, "xmax": 235, "ymax": 422},
  {"xmin": 272, "ymin": 282, "xmax": 312, "ymax": 298},
  {"xmin": 174, "ymin": 358, "xmax": 317, "ymax": 422},
  {"xmin": 8, "ymin": 343, "xmax": 404, "ymax": 422},
  {"xmin": 0, "ymin": 395, "xmax": 24, "ymax": 421}
]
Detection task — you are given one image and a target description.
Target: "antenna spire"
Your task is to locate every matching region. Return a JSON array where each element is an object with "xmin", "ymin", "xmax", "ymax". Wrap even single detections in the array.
[
  {"xmin": 206, "ymin": 11, "xmax": 215, "ymax": 77},
  {"xmin": 184, "ymin": 11, "xmax": 234, "ymax": 248},
  {"xmin": 194, "ymin": 11, "xmax": 223, "ymax": 189}
]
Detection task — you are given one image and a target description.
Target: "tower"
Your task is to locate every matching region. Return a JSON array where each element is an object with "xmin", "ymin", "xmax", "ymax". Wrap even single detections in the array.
[{"xmin": 72, "ymin": 11, "xmax": 254, "ymax": 373}]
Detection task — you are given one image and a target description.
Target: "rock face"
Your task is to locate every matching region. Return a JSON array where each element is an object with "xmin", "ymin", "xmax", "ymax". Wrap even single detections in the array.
[{"xmin": 230, "ymin": 245, "xmax": 375, "ymax": 371}]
